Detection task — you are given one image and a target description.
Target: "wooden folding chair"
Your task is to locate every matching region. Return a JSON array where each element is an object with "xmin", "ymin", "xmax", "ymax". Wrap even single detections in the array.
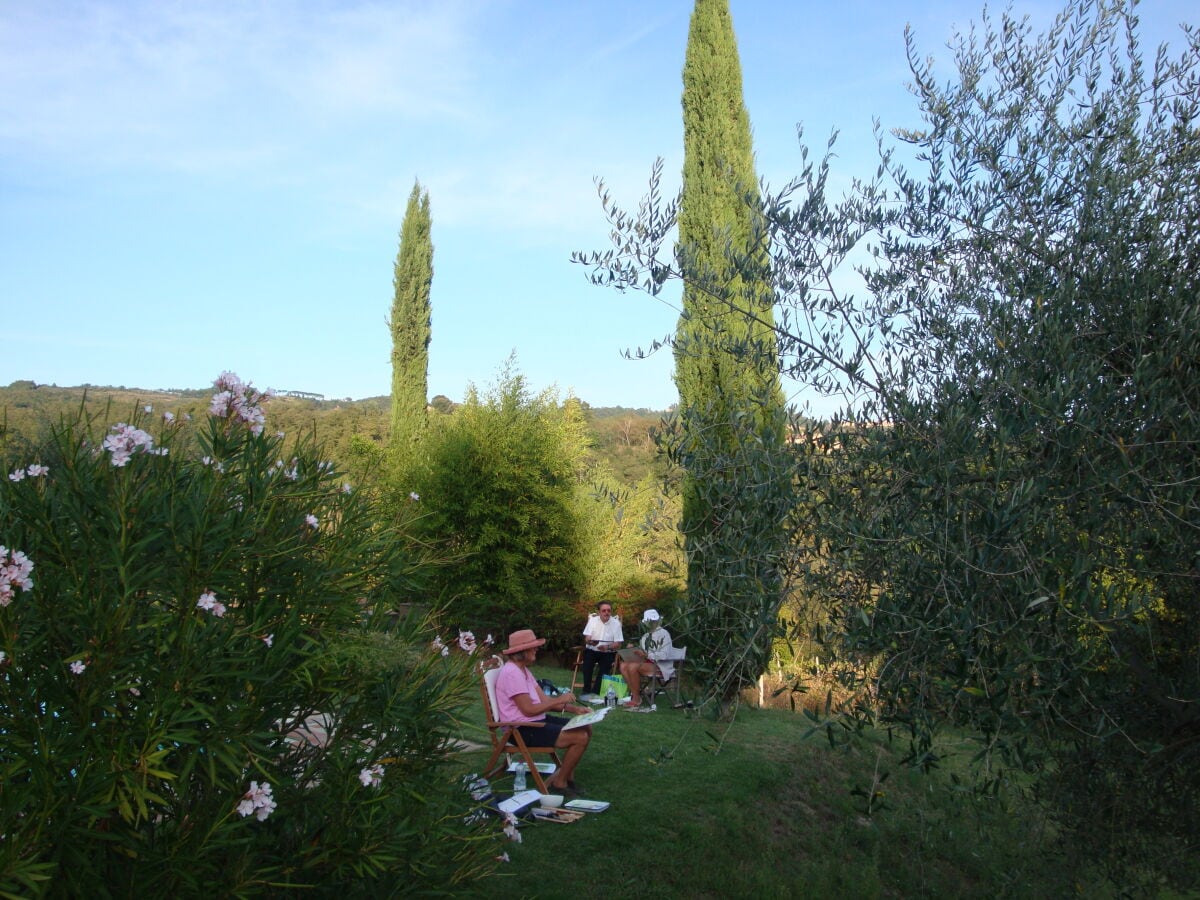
[{"xmin": 477, "ymin": 657, "xmax": 562, "ymax": 794}]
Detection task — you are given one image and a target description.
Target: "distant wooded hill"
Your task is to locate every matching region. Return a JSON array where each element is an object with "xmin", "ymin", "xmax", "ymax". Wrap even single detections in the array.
[{"xmin": 1, "ymin": 381, "xmax": 668, "ymax": 486}]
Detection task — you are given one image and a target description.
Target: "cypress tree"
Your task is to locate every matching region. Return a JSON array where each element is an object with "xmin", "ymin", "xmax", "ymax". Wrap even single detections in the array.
[
  {"xmin": 675, "ymin": 0, "xmax": 788, "ymax": 699},
  {"xmin": 389, "ymin": 182, "xmax": 433, "ymax": 453}
]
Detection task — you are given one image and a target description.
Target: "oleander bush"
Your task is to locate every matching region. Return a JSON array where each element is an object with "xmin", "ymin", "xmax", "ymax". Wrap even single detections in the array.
[{"xmin": 0, "ymin": 374, "xmax": 501, "ymax": 897}]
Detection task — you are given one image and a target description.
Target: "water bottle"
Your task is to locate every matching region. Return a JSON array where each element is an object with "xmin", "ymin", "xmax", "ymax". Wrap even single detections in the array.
[
  {"xmin": 513, "ymin": 763, "xmax": 526, "ymax": 791},
  {"xmin": 605, "ymin": 685, "xmax": 616, "ymax": 708}
]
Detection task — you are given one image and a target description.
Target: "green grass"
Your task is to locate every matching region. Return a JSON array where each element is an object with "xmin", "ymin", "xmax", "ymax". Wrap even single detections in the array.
[{"xmin": 450, "ymin": 664, "xmax": 1084, "ymax": 900}]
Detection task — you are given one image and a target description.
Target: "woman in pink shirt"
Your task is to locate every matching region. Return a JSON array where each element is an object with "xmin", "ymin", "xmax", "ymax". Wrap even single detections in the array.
[{"xmin": 495, "ymin": 628, "xmax": 593, "ymax": 795}]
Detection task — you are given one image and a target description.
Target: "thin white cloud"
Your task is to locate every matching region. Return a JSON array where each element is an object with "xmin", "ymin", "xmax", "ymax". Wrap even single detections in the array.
[{"xmin": 0, "ymin": 0, "xmax": 484, "ymax": 174}]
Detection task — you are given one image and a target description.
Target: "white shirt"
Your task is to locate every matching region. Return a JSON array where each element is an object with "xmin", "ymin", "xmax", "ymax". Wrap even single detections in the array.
[
  {"xmin": 582, "ymin": 613, "xmax": 623, "ymax": 649},
  {"xmin": 640, "ymin": 626, "xmax": 674, "ymax": 679}
]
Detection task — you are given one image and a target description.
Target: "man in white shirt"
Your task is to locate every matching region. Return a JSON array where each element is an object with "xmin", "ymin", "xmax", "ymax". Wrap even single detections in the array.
[{"xmin": 580, "ymin": 601, "xmax": 623, "ymax": 698}]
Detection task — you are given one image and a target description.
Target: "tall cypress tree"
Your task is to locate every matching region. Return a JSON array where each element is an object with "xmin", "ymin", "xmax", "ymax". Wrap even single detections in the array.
[
  {"xmin": 675, "ymin": 0, "xmax": 788, "ymax": 700},
  {"xmin": 389, "ymin": 182, "xmax": 433, "ymax": 453}
]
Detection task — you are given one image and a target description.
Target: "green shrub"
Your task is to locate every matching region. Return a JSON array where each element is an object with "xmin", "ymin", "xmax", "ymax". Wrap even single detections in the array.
[{"xmin": 0, "ymin": 374, "xmax": 502, "ymax": 897}]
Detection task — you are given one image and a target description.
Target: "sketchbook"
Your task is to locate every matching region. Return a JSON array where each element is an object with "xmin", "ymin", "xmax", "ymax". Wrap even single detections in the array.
[
  {"xmin": 563, "ymin": 798, "xmax": 610, "ymax": 813},
  {"xmin": 560, "ymin": 706, "xmax": 612, "ymax": 730},
  {"xmin": 617, "ymin": 648, "xmax": 642, "ymax": 662}
]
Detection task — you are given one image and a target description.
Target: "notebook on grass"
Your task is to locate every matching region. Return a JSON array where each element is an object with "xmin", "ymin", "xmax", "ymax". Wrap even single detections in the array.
[{"xmin": 564, "ymin": 798, "xmax": 610, "ymax": 813}]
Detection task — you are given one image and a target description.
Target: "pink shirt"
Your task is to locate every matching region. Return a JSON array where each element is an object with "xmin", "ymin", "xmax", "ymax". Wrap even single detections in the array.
[{"xmin": 495, "ymin": 661, "xmax": 543, "ymax": 724}]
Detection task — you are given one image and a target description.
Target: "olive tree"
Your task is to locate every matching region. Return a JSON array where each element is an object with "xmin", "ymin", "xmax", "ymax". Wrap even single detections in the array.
[{"xmin": 580, "ymin": 0, "xmax": 1199, "ymax": 884}]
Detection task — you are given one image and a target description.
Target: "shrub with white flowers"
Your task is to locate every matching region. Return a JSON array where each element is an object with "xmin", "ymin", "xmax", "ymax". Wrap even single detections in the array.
[{"xmin": 0, "ymin": 373, "xmax": 504, "ymax": 896}]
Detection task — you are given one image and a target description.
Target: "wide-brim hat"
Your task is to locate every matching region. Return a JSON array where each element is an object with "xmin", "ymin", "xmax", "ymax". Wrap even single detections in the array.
[{"xmin": 504, "ymin": 628, "xmax": 546, "ymax": 654}]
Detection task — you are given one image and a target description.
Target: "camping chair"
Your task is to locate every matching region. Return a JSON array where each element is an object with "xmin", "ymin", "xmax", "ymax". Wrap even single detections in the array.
[
  {"xmin": 477, "ymin": 656, "xmax": 561, "ymax": 794},
  {"xmin": 641, "ymin": 646, "xmax": 687, "ymax": 707}
]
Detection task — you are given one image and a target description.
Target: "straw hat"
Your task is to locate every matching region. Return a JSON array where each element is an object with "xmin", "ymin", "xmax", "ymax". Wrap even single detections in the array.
[{"xmin": 503, "ymin": 628, "xmax": 546, "ymax": 655}]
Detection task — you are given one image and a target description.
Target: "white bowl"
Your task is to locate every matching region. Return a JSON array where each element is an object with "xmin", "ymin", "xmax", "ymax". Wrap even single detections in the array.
[{"xmin": 538, "ymin": 793, "xmax": 564, "ymax": 809}]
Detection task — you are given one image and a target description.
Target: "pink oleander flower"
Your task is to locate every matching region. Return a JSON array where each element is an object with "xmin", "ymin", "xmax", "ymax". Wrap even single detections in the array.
[
  {"xmin": 502, "ymin": 812, "xmax": 522, "ymax": 843},
  {"xmin": 210, "ymin": 372, "xmax": 271, "ymax": 435},
  {"xmin": 262, "ymin": 633, "xmax": 274, "ymax": 648},
  {"xmin": 143, "ymin": 404, "xmax": 153, "ymax": 413},
  {"xmin": 358, "ymin": 764, "xmax": 385, "ymax": 788},
  {"xmin": 0, "ymin": 546, "xmax": 35, "ymax": 607},
  {"xmin": 409, "ymin": 492, "xmax": 420, "ymax": 502},
  {"xmin": 26, "ymin": 464, "xmax": 49, "ymax": 477},
  {"xmin": 431, "ymin": 636, "xmax": 449, "ymax": 657},
  {"xmin": 304, "ymin": 514, "xmax": 318, "ymax": 529},
  {"xmin": 341, "ymin": 483, "xmax": 352, "ymax": 494},
  {"xmin": 484, "ymin": 634, "xmax": 494, "ymax": 646},
  {"xmin": 70, "ymin": 660, "xmax": 86, "ymax": 675},
  {"xmin": 496, "ymin": 852, "xmax": 510, "ymax": 863},
  {"xmin": 236, "ymin": 781, "xmax": 276, "ymax": 821},
  {"xmin": 196, "ymin": 590, "xmax": 227, "ymax": 617},
  {"xmin": 8, "ymin": 468, "xmax": 25, "ymax": 482},
  {"xmin": 102, "ymin": 423, "xmax": 157, "ymax": 467},
  {"xmin": 163, "ymin": 411, "xmax": 175, "ymax": 423},
  {"xmin": 458, "ymin": 631, "xmax": 478, "ymax": 655}
]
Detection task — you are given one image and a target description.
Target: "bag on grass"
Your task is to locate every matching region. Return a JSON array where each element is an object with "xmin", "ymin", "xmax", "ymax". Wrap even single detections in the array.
[{"xmin": 599, "ymin": 673, "xmax": 629, "ymax": 700}]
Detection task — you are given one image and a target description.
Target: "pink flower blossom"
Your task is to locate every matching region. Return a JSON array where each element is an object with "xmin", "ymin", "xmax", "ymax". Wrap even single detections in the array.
[
  {"xmin": 70, "ymin": 660, "xmax": 86, "ymax": 675},
  {"xmin": 262, "ymin": 634, "xmax": 274, "ymax": 648},
  {"xmin": 496, "ymin": 852, "xmax": 510, "ymax": 863},
  {"xmin": 8, "ymin": 468, "xmax": 25, "ymax": 482},
  {"xmin": 0, "ymin": 546, "xmax": 34, "ymax": 607},
  {"xmin": 236, "ymin": 781, "xmax": 276, "ymax": 821},
  {"xmin": 431, "ymin": 636, "xmax": 449, "ymax": 657},
  {"xmin": 26, "ymin": 464, "xmax": 49, "ymax": 477},
  {"xmin": 102, "ymin": 424, "xmax": 157, "ymax": 467},
  {"xmin": 458, "ymin": 631, "xmax": 478, "ymax": 655},
  {"xmin": 143, "ymin": 405, "xmax": 153, "ymax": 414},
  {"xmin": 341, "ymin": 483, "xmax": 352, "ymax": 494},
  {"xmin": 196, "ymin": 590, "xmax": 227, "ymax": 617},
  {"xmin": 304, "ymin": 514, "xmax": 319, "ymax": 529},
  {"xmin": 502, "ymin": 812, "xmax": 522, "ymax": 843},
  {"xmin": 409, "ymin": 492, "xmax": 420, "ymax": 502},
  {"xmin": 162, "ymin": 411, "xmax": 175, "ymax": 423},
  {"xmin": 209, "ymin": 372, "xmax": 271, "ymax": 435},
  {"xmin": 358, "ymin": 764, "xmax": 385, "ymax": 788}
]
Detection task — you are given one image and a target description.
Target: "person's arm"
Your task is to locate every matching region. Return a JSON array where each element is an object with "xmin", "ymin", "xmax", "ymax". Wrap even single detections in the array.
[
  {"xmin": 582, "ymin": 617, "xmax": 599, "ymax": 647},
  {"xmin": 512, "ymin": 689, "xmax": 587, "ymax": 718}
]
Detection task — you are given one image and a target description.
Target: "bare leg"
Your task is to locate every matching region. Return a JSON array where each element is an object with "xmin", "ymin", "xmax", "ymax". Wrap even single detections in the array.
[
  {"xmin": 548, "ymin": 726, "xmax": 591, "ymax": 789},
  {"xmin": 621, "ymin": 661, "xmax": 656, "ymax": 707}
]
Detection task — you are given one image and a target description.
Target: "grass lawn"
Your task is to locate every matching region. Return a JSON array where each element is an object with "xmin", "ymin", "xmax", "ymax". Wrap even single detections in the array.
[{"xmin": 449, "ymin": 663, "xmax": 1087, "ymax": 900}]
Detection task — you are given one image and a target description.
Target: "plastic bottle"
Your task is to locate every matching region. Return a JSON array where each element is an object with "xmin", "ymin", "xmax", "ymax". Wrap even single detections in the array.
[
  {"xmin": 513, "ymin": 764, "xmax": 527, "ymax": 791},
  {"xmin": 605, "ymin": 685, "xmax": 616, "ymax": 709}
]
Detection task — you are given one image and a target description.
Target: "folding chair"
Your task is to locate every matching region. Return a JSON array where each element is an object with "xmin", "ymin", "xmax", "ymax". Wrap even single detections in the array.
[
  {"xmin": 568, "ymin": 645, "xmax": 586, "ymax": 695},
  {"xmin": 477, "ymin": 657, "xmax": 561, "ymax": 794},
  {"xmin": 641, "ymin": 646, "xmax": 687, "ymax": 707}
]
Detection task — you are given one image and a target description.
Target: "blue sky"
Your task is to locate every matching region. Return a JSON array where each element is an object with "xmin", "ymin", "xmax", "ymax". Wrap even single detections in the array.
[{"xmin": 1, "ymin": 1, "xmax": 1192, "ymax": 412}]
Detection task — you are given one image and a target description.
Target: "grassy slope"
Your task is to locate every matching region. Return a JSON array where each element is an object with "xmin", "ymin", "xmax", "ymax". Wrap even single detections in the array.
[{"xmin": 451, "ymin": 664, "xmax": 1085, "ymax": 900}]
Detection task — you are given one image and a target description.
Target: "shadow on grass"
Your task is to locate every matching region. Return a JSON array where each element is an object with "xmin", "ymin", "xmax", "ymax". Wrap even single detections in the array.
[{"xmin": 450, "ymin": 664, "xmax": 1079, "ymax": 900}]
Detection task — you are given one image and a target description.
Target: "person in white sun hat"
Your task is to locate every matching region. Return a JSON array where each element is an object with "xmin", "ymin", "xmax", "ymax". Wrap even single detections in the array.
[{"xmin": 618, "ymin": 609, "xmax": 674, "ymax": 710}]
